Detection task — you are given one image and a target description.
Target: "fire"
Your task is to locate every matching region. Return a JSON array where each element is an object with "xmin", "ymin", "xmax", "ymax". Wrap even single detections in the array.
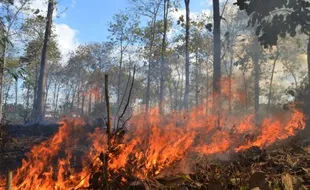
[{"xmin": 0, "ymin": 101, "xmax": 306, "ymax": 189}]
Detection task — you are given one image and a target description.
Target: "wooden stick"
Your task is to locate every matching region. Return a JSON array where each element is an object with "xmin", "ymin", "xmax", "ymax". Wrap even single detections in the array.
[{"xmin": 6, "ymin": 170, "xmax": 12, "ymax": 190}]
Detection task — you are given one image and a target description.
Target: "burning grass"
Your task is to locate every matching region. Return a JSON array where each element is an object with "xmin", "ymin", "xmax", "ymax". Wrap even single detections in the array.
[{"xmin": 0, "ymin": 104, "xmax": 307, "ymax": 190}]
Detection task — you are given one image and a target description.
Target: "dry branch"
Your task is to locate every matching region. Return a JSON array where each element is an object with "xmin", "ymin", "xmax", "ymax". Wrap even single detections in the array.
[
  {"xmin": 5, "ymin": 170, "xmax": 12, "ymax": 190},
  {"xmin": 104, "ymin": 74, "xmax": 111, "ymax": 187}
]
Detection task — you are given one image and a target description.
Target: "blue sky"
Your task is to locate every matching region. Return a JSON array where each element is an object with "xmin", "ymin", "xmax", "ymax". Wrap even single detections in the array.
[{"xmin": 54, "ymin": 0, "xmax": 212, "ymax": 44}]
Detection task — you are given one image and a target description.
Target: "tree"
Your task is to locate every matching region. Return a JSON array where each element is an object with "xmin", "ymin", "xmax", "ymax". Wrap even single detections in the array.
[
  {"xmin": 108, "ymin": 11, "xmax": 140, "ymax": 107},
  {"xmin": 183, "ymin": 0, "xmax": 190, "ymax": 110},
  {"xmin": 129, "ymin": 0, "xmax": 162, "ymax": 113},
  {"xmin": 234, "ymin": 0, "xmax": 310, "ymax": 84},
  {"xmin": 34, "ymin": 0, "xmax": 55, "ymax": 122},
  {"xmin": 0, "ymin": 0, "xmax": 30, "ymax": 121},
  {"xmin": 212, "ymin": 0, "xmax": 221, "ymax": 114},
  {"xmin": 159, "ymin": 0, "xmax": 170, "ymax": 114}
]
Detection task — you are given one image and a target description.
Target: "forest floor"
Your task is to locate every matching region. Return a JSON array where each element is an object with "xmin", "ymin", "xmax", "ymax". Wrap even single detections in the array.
[{"xmin": 1, "ymin": 124, "xmax": 310, "ymax": 190}]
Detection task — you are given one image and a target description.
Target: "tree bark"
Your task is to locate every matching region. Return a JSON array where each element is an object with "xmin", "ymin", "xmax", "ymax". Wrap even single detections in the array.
[
  {"xmin": 183, "ymin": 0, "xmax": 190, "ymax": 110},
  {"xmin": 212, "ymin": 0, "xmax": 222, "ymax": 113},
  {"xmin": 35, "ymin": 0, "xmax": 55, "ymax": 122}
]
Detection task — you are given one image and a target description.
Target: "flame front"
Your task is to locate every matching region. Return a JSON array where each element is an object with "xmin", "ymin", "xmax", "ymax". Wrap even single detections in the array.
[{"xmin": 0, "ymin": 103, "xmax": 306, "ymax": 189}]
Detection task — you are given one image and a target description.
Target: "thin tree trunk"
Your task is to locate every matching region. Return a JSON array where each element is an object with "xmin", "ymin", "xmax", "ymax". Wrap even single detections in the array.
[
  {"xmin": 117, "ymin": 38, "xmax": 123, "ymax": 107},
  {"xmin": 45, "ymin": 77, "xmax": 51, "ymax": 108},
  {"xmin": 159, "ymin": 0, "xmax": 169, "ymax": 114},
  {"xmin": 31, "ymin": 62, "xmax": 38, "ymax": 119},
  {"xmin": 146, "ymin": 14, "xmax": 158, "ymax": 113},
  {"xmin": 195, "ymin": 51, "xmax": 199, "ymax": 107},
  {"xmin": 183, "ymin": 0, "xmax": 190, "ymax": 110},
  {"xmin": 81, "ymin": 94, "xmax": 85, "ymax": 116},
  {"xmin": 242, "ymin": 70, "xmax": 248, "ymax": 111},
  {"xmin": 104, "ymin": 74, "xmax": 111, "ymax": 184},
  {"xmin": 307, "ymin": 36, "xmax": 310, "ymax": 86},
  {"xmin": 253, "ymin": 42, "xmax": 260, "ymax": 123},
  {"xmin": 88, "ymin": 85, "xmax": 92, "ymax": 116},
  {"xmin": 71, "ymin": 84, "xmax": 77, "ymax": 111},
  {"xmin": 206, "ymin": 61, "xmax": 209, "ymax": 115},
  {"xmin": 228, "ymin": 51, "xmax": 233, "ymax": 113},
  {"xmin": 212, "ymin": 0, "xmax": 221, "ymax": 113},
  {"xmin": 15, "ymin": 78, "xmax": 18, "ymax": 105},
  {"xmin": 0, "ymin": 41, "xmax": 7, "ymax": 122},
  {"xmin": 4, "ymin": 85, "xmax": 10, "ymax": 107},
  {"xmin": 267, "ymin": 52, "xmax": 280, "ymax": 109},
  {"xmin": 53, "ymin": 82, "xmax": 57, "ymax": 111},
  {"xmin": 26, "ymin": 83, "xmax": 30, "ymax": 113},
  {"xmin": 55, "ymin": 84, "xmax": 60, "ymax": 113},
  {"xmin": 35, "ymin": 0, "xmax": 55, "ymax": 122}
]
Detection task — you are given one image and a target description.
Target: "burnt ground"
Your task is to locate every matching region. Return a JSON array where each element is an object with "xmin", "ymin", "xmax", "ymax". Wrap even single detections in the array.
[{"xmin": 0, "ymin": 123, "xmax": 61, "ymax": 173}]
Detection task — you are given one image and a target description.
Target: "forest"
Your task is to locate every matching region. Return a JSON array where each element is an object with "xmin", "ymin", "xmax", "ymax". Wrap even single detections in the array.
[{"xmin": 0, "ymin": 0, "xmax": 310, "ymax": 189}]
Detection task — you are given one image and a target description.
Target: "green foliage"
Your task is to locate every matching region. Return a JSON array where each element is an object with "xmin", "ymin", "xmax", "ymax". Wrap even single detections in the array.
[{"xmin": 234, "ymin": 0, "xmax": 310, "ymax": 48}]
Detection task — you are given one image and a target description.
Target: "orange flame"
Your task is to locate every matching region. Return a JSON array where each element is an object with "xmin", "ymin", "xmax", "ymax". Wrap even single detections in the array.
[{"xmin": 0, "ymin": 102, "xmax": 306, "ymax": 189}]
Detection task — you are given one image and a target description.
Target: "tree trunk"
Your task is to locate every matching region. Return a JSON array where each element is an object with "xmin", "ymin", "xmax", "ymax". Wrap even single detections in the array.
[
  {"xmin": 4, "ymin": 85, "xmax": 10, "ymax": 108},
  {"xmin": 53, "ymin": 82, "xmax": 57, "ymax": 111},
  {"xmin": 228, "ymin": 51, "xmax": 233, "ymax": 113},
  {"xmin": 15, "ymin": 78, "xmax": 18, "ymax": 105},
  {"xmin": 253, "ymin": 42, "xmax": 260, "ymax": 123},
  {"xmin": 267, "ymin": 52, "xmax": 280, "ymax": 109},
  {"xmin": 212, "ymin": 0, "xmax": 221, "ymax": 113},
  {"xmin": 308, "ymin": 37, "xmax": 310, "ymax": 85},
  {"xmin": 159, "ymin": 0, "xmax": 169, "ymax": 114},
  {"xmin": 116, "ymin": 38, "xmax": 123, "ymax": 107},
  {"xmin": 26, "ymin": 83, "xmax": 30, "ymax": 119},
  {"xmin": 88, "ymin": 85, "xmax": 92, "ymax": 116},
  {"xmin": 195, "ymin": 51, "xmax": 199, "ymax": 107},
  {"xmin": 0, "ymin": 41, "xmax": 7, "ymax": 122},
  {"xmin": 206, "ymin": 62, "xmax": 209, "ymax": 115},
  {"xmin": 31, "ymin": 62, "xmax": 39, "ymax": 119},
  {"xmin": 183, "ymin": 0, "xmax": 190, "ymax": 110},
  {"xmin": 55, "ymin": 84, "xmax": 60, "ymax": 113},
  {"xmin": 81, "ymin": 94, "xmax": 85, "ymax": 116},
  {"xmin": 35, "ymin": 0, "xmax": 55, "ymax": 122},
  {"xmin": 146, "ymin": 15, "xmax": 158, "ymax": 113}
]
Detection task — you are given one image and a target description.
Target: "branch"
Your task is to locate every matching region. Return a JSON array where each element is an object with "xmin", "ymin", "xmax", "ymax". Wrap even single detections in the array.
[
  {"xmin": 114, "ymin": 67, "xmax": 132, "ymax": 129},
  {"xmin": 104, "ymin": 74, "xmax": 111, "ymax": 185},
  {"xmin": 117, "ymin": 65, "xmax": 136, "ymax": 127}
]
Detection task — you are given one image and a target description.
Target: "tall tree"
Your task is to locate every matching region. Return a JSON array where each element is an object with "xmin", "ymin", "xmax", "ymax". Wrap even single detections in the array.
[
  {"xmin": 34, "ymin": 0, "xmax": 55, "ymax": 122},
  {"xmin": 0, "ymin": 0, "xmax": 30, "ymax": 121},
  {"xmin": 212, "ymin": 0, "xmax": 222, "ymax": 113},
  {"xmin": 129, "ymin": 0, "xmax": 162, "ymax": 113},
  {"xmin": 183, "ymin": 0, "xmax": 190, "ymax": 110},
  {"xmin": 159, "ymin": 0, "xmax": 170, "ymax": 114},
  {"xmin": 108, "ymin": 11, "xmax": 139, "ymax": 107}
]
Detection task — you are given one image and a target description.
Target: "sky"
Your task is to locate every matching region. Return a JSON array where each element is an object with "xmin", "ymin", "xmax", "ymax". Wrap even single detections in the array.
[{"xmin": 28, "ymin": 0, "xmax": 215, "ymax": 59}]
